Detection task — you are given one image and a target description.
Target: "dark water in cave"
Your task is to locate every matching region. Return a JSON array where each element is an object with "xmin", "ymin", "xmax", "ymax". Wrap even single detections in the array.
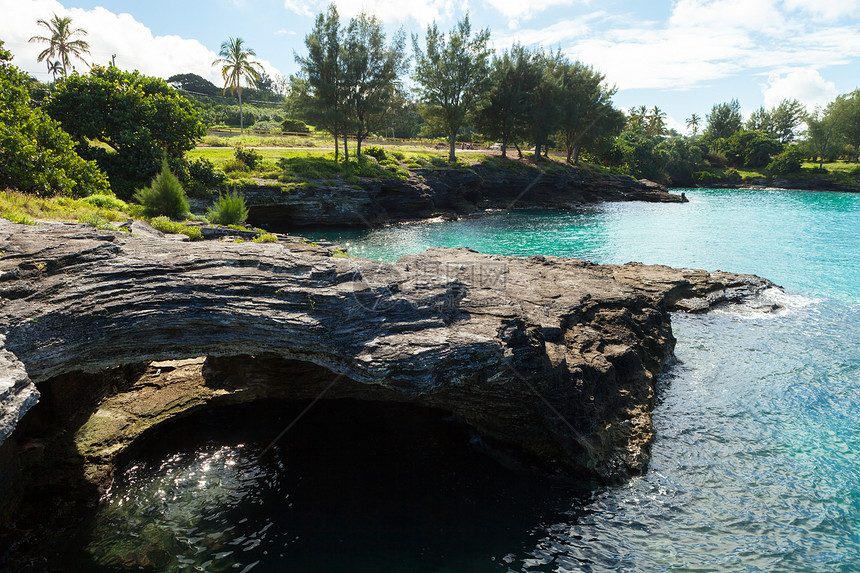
[{"xmin": 83, "ymin": 401, "xmax": 588, "ymax": 572}]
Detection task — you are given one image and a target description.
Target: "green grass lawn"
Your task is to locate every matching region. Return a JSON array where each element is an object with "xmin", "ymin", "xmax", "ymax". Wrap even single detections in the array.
[
  {"xmin": 188, "ymin": 147, "xmax": 333, "ymax": 166},
  {"xmin": 801, "ymin": 160, "xmax": 860, "ymax": 172}
]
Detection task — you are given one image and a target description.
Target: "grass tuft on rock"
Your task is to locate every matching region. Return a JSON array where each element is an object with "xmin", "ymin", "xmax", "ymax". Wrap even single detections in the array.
[{"xmin": 207, "ymin": 191, "xmax": 249, "ymax": 225}]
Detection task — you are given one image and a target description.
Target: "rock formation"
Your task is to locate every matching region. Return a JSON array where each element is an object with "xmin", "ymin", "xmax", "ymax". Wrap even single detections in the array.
[
  {"xmin": 0, "ymin": 218, "xmax": 774, "ymax": 527},
  {"xmin": 241, "ymin": 166, "xmax": 685, "ymax": 228}
]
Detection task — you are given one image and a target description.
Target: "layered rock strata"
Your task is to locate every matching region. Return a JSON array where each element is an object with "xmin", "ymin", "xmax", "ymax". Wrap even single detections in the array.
[{"xmin": 0, "ymin": 219, "xmax": 773, "ymax": 511}]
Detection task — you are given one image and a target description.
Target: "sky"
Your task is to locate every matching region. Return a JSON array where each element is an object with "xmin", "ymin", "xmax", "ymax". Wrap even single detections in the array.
[{"xmin": 2, "ymin": 0, "xmax": 859, "ymax": 133}]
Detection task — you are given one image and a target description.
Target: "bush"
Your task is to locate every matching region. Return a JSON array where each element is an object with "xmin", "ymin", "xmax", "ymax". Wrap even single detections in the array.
[
  {"xmin": 234, "ymin": 145, "xmax": 263, "ymax": 171},
  {"xmin": 134, "ymin": 161, "xmax": 189, "ymax": 218},
  {"xmin": 44, "ymin": 65, "xmax": 206, "ymax": 192},
  {"xmin": 224, "ymin": 108, "xmax": 256, "ymax": 127},
  {"xmin": 724, "ymin": 168, "xmax": 742, "ymax": 182},
  {"xmin": 252, "ymin": 232, "xmax": 278, "ymax": 243},
  {"xmin": 766, "ymin": 147, "xmax": 804, "ymax": 175},
  {"xmin": 363, "ymin": 145, "xmax": 387, "ymax": 161},
  {"xmin": 281, "ymin": 118, "xmax": 310, "ymax": 133},
  {"xmin": 80, "ymin": 193, "xmax": 128, "ymax": 211},
  {"xmin": 77, "ymin": 212, "xmax": 117, "ymax": 231},
  {"xmin": 207, "ymin": 191, "xmax": 249, "ymax": 225},
  {"xmin": 0, "ymin": 42, "xmax": 110, "ymax": 197},
  {"xmin": 390, "ymin": 150, "xmax": 405, "ymax": 161},
  {"xmin": 693, "ymin": 171, "xmax": 720, "ymax": 183},
  {"xmin": 149, "ymin": 216, "xmax": 202, "ymax": 240},
  {"xmin": 185, "ymin": 157, "xmax": 226, "ymax": 197},
  {"xmin": 707, "ymin": 150, "xmax": 728, "ymax": 168},
  {"xmin": 223, "ymin": 158, "xmax": 249, "ymax": 173}
]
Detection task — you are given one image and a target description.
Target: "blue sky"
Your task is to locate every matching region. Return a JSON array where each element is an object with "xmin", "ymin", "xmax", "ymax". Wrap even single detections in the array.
[{"xmin": 2, "ymin": 0, "xmax": 859, "ymax": 132}]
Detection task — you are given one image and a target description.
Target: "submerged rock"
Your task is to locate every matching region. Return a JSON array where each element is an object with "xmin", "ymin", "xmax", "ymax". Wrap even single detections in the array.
[{"xmin": 0, "ymin": 219, "xmax": 773, "ymax": 514}]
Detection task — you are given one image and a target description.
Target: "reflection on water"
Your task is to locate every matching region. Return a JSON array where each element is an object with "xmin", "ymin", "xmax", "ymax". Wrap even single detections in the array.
[{"xmin": 86, "ymin": 401, "xmax": 588, "ymax": 572}]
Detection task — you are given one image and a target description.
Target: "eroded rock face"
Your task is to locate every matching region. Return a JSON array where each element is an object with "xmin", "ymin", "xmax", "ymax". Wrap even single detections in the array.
[
  {"xmin": 0, "ymin": 219, "xmax": 773, "ymax": 493},
  {"xmin": 244, "ymin": 166, "xmax": 685, "ymax": 229}
]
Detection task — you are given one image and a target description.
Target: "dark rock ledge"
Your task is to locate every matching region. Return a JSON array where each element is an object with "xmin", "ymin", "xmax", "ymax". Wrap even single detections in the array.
[
  {"xmin": 0, "ymin": 219, "xmax": 773, "ymax": 527},
  {"xmin": 241, "ymin": 166, "xmax": 686, "ymax": 229}
]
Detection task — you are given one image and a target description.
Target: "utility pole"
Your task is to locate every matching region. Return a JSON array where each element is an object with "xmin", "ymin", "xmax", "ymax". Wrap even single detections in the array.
[{"xmin": 111, "ymin": 54, "xmax": 117, "ymax": 67}]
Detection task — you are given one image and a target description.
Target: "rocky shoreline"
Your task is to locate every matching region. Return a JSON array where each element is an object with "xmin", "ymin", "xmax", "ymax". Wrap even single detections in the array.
[
  {"xmin": 0, "ymin": 218, "xmax": 774, "ymax": 567},
  {"xmin": 231, "ymin": 165, "xmax": 685, "ymax": 229},
  {"xmin": 687, "ymin": 177, "xmax": 860, "ymax": 193}
]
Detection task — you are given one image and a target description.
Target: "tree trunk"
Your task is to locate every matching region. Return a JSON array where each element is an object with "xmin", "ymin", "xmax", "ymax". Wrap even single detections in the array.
[
  {"xmin": 513, "ymin": 141, "xmax": 523, "ymax": 159},
  {"xmin": 501, "ymin": 133, "xmax": 508, "ymax": 159},
  {"xmin": 238, "ymin": 88, "xmax": 244, "ymax": 136},
  {"xmin": 356, "ymin": 131, "xmax": 362, "ymax": 157},
  {"xmin": 573, "ymin": 147, "xmax": 581, "ymax": 166},
  {"xmin": 344, "ymin": 132, "xmax": 349, "ymax": 162},
  {"xmin": 566, "ymin": 146, "xmax": 573, "ymax": 164},
  {"xmin": 449, "ymin": 131, "xmax": 456, "ymax": 163},
  {"xmin": 534, "ymin": 143, "xmax": 542, "ymax": 163},
  {"xmin": 333, "ymin": 129, "xmax": 340, "ymax": 160}
]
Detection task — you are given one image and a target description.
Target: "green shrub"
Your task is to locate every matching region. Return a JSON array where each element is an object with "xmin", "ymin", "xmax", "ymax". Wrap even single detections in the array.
[
  {"xmin": 180, "ymin": 225, "xmax": 203, "ymax": 241},
  {"xmin": 149, "ymin": 216, "xmax": 202, "ymax": 240},
  {"xmin": 224, "ymin": 108, "xmax": 255, "ymax": 127},
  {"xmin": 390, "ymin": 150, "xmax": 405, "ymax": 161},
  {"xmin": 707, "ymin": 150, "xmax": 728, "ymax": 167},
  {"xmin": 77, "ymin": 212, "xmax": 117, "ymax": 231},
  {"xmin": 81, "ymin": 193, "xmax": 128, "ymax": 211},
  {"xmin": 207, "ymin": 191, "xmax": 249, "ymax": 225},
  {"xmin": 724, "ymin": 168, "xmax": 742, "ymax": 182},
  {"xmin": 766, "ymin": 147, "xmax": 804, "ymax": 175},
  {"xmin": 44, "ymin": 65, "xmax": 206, "ymax": 194},
  {"xmin": 222, "ymin": 158, "xmax": 248, "ymax": 173},
  {"xmin": 185, "ymin": 157, "xmax": 226, "ymax": 197},
  {"xmin": 363, "ymin": 145, "xmax": 387, "ymax": 161},
  {"xmin": 234, "ymin": 145, "xmax": 263, "ymax": 171},
  {"xmin": 281, "ymin": 118, "xmax": 310, "ymax": 133},
  {"xmin": 693, "ymin": 171, "xmax": 719, "ymax": 183},
  {"xmin": 252, "ymin": 232, "xmax": 278, "ymax": 243},
  {"xmin": 1, "ymin": 210, "xmax": 36, "ymax": 225},
  {"xmin": 134, "ymin": 161, "xmax": 189, "ymax": 218},
  {"xmin": 0, "ymin": 42, "xmax": 110, "ymax": 197}
]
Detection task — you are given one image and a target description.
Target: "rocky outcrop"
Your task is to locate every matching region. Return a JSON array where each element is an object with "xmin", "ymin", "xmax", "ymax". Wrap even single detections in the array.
[
  {"xmin": 243, "ymin": 165, "xmax": 685, "ymax": 229},
  {"xmin": 0, "ymin": 217, "xmax": 779, "ymax": 564},
  {"xmin": 0, "ymin": 219, "xmax": 774, "ymax": 515}
]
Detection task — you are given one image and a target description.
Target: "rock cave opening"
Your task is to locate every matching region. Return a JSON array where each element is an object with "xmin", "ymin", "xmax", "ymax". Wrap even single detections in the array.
[{"xmin": 2, "ymin": 354, "xmax": 593, "ymax": 571}]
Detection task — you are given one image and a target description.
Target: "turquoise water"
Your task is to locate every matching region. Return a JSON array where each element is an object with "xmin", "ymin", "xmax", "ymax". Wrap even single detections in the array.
[{"xmin": 86, "ymin": 189, "xmax": 860, "ymax": 571}]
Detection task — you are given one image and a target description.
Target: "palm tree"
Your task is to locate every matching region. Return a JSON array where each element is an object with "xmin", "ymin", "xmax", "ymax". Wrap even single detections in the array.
[
  {"xmin": 628, "ymin": 105, "xmax": 648, "ymax": 133},
  {"xmin": 686, "ymin": 113, "xmax": 701, "ymax": 136},
  {"xmin": 47, "ymin": 60, "xmax": 64, "ymax": 82},
  {"xmin": 212, "ymin": 37, "xmax": 264, "ymax": 134},
  {"xmin": 29, "ymin": 14, "xmax": 90, "ymax": 77},
  {"xmin": 647, "ymin": 106, "xmax": 667, "ymax": 136}
]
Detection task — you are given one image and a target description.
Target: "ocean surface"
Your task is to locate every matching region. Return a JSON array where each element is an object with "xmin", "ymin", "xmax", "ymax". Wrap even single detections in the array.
[{"xmin": 87, "ymin": 188, "xmax": 860, "ymax": 572}]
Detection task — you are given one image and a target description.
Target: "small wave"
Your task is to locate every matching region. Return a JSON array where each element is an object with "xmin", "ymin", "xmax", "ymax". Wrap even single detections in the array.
[{"xmin": 712, "ymin": 286, "xmax": 820, "ymax": 319}]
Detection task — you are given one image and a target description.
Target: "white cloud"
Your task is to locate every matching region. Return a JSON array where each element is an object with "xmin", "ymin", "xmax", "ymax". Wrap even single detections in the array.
[
  {"xmin": 762, "ymin": 68, "xmax": 838, "ymax": 110},
  {"xmin": 480, "ymin": 0, "xmax": 576, "ymax": 21},
  {"xmin": 275, "ymin": 28, "xmax": 297, "ymax": 35},
  {"xmin": 548, "ymin": 0, "xmax": 860, "ymax": 92},
  {"xmin": 283, "ymin": 0, "xmax": 459, "ymax": 24},
  {"xmin": 782, "ymin": 0, "xmax": 860, "ymax": 20},
  {"xmin": 0, "ymin": 0, "xmax": 280, "ymax": 84},
  {"xmin": 494, "ymin": 18, "xmax": 592, "ymax": 49}
]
